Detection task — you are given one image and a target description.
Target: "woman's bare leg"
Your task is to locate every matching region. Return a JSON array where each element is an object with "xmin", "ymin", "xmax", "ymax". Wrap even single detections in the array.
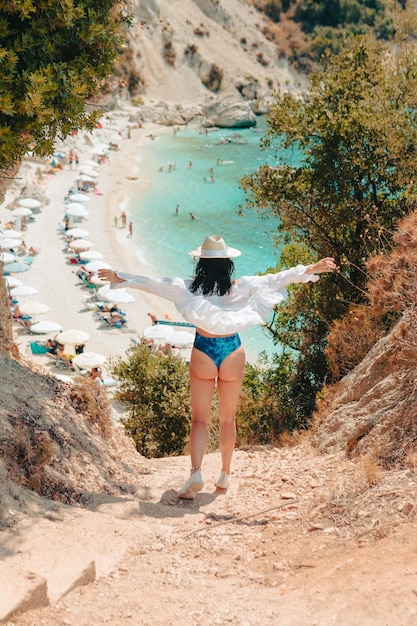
[
  {"xmin": 217, "ymin": 346, "xmax": 246, "ymax": 474},
  {"xmin": 189, "ymin": 348, "xmax": 218, "ymax": 471}
]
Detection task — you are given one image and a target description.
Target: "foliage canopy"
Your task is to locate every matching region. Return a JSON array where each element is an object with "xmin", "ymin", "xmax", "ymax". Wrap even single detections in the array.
[
  {"xmin": 0, "ymin": 0, "xmax": 130, "ymax": 170},
  {"xmin": 241, "ymin": 21, "xmax": 417, "ymax": 423},
  {"xmin": 111, "ymin": 343, "xmax": 192, "ymax": 459}
]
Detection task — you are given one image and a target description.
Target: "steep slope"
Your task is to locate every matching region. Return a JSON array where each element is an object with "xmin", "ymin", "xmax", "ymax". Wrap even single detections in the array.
[{"xmin": 118, "ymin": 0, "xmax": 308, "ymax": 103}]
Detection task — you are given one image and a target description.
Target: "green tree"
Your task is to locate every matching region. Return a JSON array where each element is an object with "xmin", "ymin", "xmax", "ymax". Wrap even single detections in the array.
[
  {"xmin": 0, "ymin": 0, "xmax": 130, "ymax": 172},
  {"xmin": 241, "ymin": 26, "xmax": 417, "ymax": 424},
  {"xmin": 111, "ymin": 343, "xmax": 192, "ymax": 458}
]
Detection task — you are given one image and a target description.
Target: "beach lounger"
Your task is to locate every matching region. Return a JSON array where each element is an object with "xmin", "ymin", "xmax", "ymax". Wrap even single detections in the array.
[
  {"xmin": 56, "ymin": 356, "xmax": 74, "ymax": 370},
  {"xmin": 16, "ymin": 318, "xmax": 33, "ymax": 332},
  {"xmin": 155, "ymin": 320, "xmax": 196, "ymax": 328},
  {"xmin": 81, "ymin": 275, "xmax": 98, "ymax": 289},
  {"xmin": 101, "ymin": 317, "xmax": 127, "ymax": 329},
  {"xmin": 72, "ymin": 363, "xmax": 88, "ymax": 376}
]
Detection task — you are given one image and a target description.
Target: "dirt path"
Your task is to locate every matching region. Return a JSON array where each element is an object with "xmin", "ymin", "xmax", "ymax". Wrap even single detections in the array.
[{"xmin": 5, "ymin": 444, "xmax": 417, "ymax": 626}]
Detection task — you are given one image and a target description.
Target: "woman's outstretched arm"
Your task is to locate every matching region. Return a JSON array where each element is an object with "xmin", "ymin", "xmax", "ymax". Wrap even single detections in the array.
[{"xmin": 97, "ymin": 269, "xmax": 189, "ymax": 303}]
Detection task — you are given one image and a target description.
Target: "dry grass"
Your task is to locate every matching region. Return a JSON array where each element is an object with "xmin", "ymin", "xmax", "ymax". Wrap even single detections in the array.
[
  {"xmin": 0, "ymin": 417, "xmax": 53, "ymax": 493},
  {"xmin": 367, "ymin": 212, "xmax": 417, "ymax": 315},
  {"xmin": 356, "ymin": 454, "xmax": 383, "ymax": 488},
  {"xmin": 69, "ymin": 377, "xmax": 113, "ymax": 437},
  {"xmin": 325, "ymin": 304, "xmax": 384, "ymax": 380}
]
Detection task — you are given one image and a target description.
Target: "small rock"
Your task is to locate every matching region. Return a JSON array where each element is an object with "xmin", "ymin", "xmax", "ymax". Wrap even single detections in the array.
[
  {"xmin": 399, "ymin": 501, "xmax": 414, "ymax": 515},
  {"xmin": 281, "ymin": 492, "xmax": 297, "ymax": 500},
  {"xmin": 308, "ymin": 524, "xmax": 324, "ymax": 532}
]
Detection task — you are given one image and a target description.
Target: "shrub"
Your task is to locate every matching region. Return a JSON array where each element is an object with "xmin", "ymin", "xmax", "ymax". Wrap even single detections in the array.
[
  {"xmin": 184, "ymin": 43, "xmax": 198, "ymax": 56},
  {"xmin": 111, "ymin": 342, "xmax": 191, "ymax": 458},
  {"xmin": 202, "ymin": 63, "xmax": 224, "ymax": 92},
  {"xmin": 235, "ymin": 353, "xmax": 303, "ymax": 445},
  {"xmin": 256, "ymin": 51, "xmax": 270, "ymax": 66},
  {"xmin": 163, "ymin": 41, "xmax": 176, "ymax": 66},
  {"xmin": 264, "ymin": 0, "xmax": 284, "ymax": 22}
]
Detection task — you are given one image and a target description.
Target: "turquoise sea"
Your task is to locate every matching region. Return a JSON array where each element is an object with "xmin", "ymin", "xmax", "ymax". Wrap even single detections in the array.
[{"xmin": 125, "ymin": 117, "xmax": 292, "ymax": 362}]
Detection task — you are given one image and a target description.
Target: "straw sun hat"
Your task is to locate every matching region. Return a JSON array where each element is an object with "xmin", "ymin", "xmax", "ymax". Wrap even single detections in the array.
[{"xmin": 188, "ymin": 234, "xmax": 241, "ymax": 259}]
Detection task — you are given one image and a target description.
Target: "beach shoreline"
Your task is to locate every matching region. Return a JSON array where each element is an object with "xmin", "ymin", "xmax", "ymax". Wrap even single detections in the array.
[{"xmin": 0, "ymin": 106, "xmax": 191, "ymax": 378}]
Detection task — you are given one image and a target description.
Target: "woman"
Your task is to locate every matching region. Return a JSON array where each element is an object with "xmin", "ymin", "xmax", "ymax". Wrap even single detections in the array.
[{"xmin": 98, "ymin": 235, "xmax": 337, "ymax": 499}]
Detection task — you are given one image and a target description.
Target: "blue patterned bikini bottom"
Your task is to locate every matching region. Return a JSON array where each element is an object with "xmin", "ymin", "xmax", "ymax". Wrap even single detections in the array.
[{"xmin": 193, "ymin": 332, "xmax": 241, "ymax": 369}]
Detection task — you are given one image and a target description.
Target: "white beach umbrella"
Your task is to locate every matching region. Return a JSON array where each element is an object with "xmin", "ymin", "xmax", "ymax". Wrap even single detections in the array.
[
  {"xmin": 10, "ymin": 285, "xmax": 38, "ymax": 297},
  {"xmin": 80, "ymin": 169, "xmax": 99, "ymax": 178},
  {"xmin": 82, "ymin": 160, "xmax": 99, "ymax": 167},
  {"xmin": 11, "ymin": 207, "xmax": 33, "ymax": 217},
  {"xmin": 20, "ymin": 301, "xmax": 49, "ymax": 316},
  {"xmin": 0, "ymin": 251, "xmax": 16, "ymax": 263},
  {"xmin": 78, "ymin": 174, "xmax": 94, "ymax": 182},
  {"xmin": 0, "ymin": 229, "xmax": 22, "ymax": 239},
  {"xmin": 170, "ymin": 330, "xmax": 195, "ymax": 346},
  {"xmin": 3, "ymin": 261, "xmax": 31, "ymax": 273},
  {"xmin": 68, "ymin": 239, "xmax": 94, "ymax": 250},
  {"xmin": 17, "ymin": 198, "xmax": 42, "ymax": 209},
  {"xmin": 69, "ymin": 193, "xmax": 90, "ymax": 202},
  {"xmin": 84, "ymin": 260, "xmax": 112, "ymax": 272},
  {"xmin": 56, "ymin": 329, "xmax": 90, "ymax": 345},
  {"xmin": 66, "ymin": 202, "xmax": 87, "ymax": 211},
  {"xmin": 72, "ymin": 351, "xmax": 107, "ymax": 369},
  {"xmin": 0, "ymin": 239, "xmax": 21, "ymax": 249},
  {"xmin": 97, "ymin": 285, "xmax": 134, "ymax": 304},
  {"xmin": 65, "ymin": 203, "xmax": 89, "ymax": 217},
  {"xmin": 5, "ymin": 276, "xmax": 22, "ymax": 288},
  {"xmin": 79, "ymin": 250, "xmax": 103, "ymax": 260},
  {"xmin": 65, "ymin": 227, "xmax": 90, "ymax": 238},
  {"xmin": 90, "ymin": 145, "xmax": 109, "ymax": 155},
  {"xmin": 143, "ymin": 325, "xmax": 177, "ymax": 342},
  {"xmin": 30, "ymin": 320, "xmax": 63, "ymax": 334}
]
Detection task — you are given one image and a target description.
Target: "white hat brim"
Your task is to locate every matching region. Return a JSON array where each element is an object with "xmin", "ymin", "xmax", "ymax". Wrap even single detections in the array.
[{"xmin": 188, "ymin": 246, "xmax": 241, "ymax": 258}]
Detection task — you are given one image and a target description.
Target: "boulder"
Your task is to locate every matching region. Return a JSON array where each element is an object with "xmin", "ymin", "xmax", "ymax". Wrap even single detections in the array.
[{"xmin": 202, "ymin": 95, "xmax": 256, "ymax": 128}]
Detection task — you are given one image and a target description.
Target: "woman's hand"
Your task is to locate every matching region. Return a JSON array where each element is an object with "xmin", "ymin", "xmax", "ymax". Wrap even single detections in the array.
[
  {"xmin": 97, "ymin": 269, "xmax": 124, "ymax": 284},
  {"xmin": 305, "ymin": 257, "xmax": 338, "ymax": 275}
]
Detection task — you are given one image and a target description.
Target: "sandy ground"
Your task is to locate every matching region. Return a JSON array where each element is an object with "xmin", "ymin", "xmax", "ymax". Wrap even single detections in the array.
[
  {"xmin": 3, "ymin": 442, "xmax": 417, "ymax": 626},
  {"xmin": 0, "ymin": 108, "xmax": 192, "ymax": 380}
]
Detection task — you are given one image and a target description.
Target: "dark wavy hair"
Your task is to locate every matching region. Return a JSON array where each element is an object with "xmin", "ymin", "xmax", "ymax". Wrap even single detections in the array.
[{"xmin": 189, "ymin": 258, "xmax": 235, "ymax": 296}]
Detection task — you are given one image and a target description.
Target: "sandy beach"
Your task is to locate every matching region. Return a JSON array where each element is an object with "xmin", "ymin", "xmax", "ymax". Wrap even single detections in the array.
[{"xmin": 0, "ymin": 105, "xmax": 192, "ymax": 380}]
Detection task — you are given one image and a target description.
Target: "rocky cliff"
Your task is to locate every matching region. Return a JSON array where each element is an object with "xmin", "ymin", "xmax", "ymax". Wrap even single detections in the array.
[
  {"xmin": 312, "ymin": 309, "xmax": 417, "ymax": 469},
  {"xmin": 116, "ymin": 0, "xmax": 308, "ymax": 106}
]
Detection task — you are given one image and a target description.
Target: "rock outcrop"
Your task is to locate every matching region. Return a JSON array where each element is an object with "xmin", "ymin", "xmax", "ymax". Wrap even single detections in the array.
[
  {"xmin": 202, "ymin": 95, "xmax": 256, "ymax": 128},
  {"xmin": 312, "ymin": 311, "xmax": 417, "ymax": 468}
]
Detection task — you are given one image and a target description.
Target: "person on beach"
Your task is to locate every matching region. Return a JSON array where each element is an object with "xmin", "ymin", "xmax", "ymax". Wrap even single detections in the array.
[
  {"xmin": 91, "ymin": 367, "xmax": 103, "ymax": 382},
  {"xmin": 98, "ymin": 235, "xmax": 337, "ymax": 499},
  {"xmin": 127, "ymin": 221, "xmax": 133, "ymax": 238},
  {"xmin": 120, "ymin": 211, "xmax": 127, "ymax": 228},
  {"xmin": 148, "ymin": 312, "xmax": 158, "ymax": 326}
]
